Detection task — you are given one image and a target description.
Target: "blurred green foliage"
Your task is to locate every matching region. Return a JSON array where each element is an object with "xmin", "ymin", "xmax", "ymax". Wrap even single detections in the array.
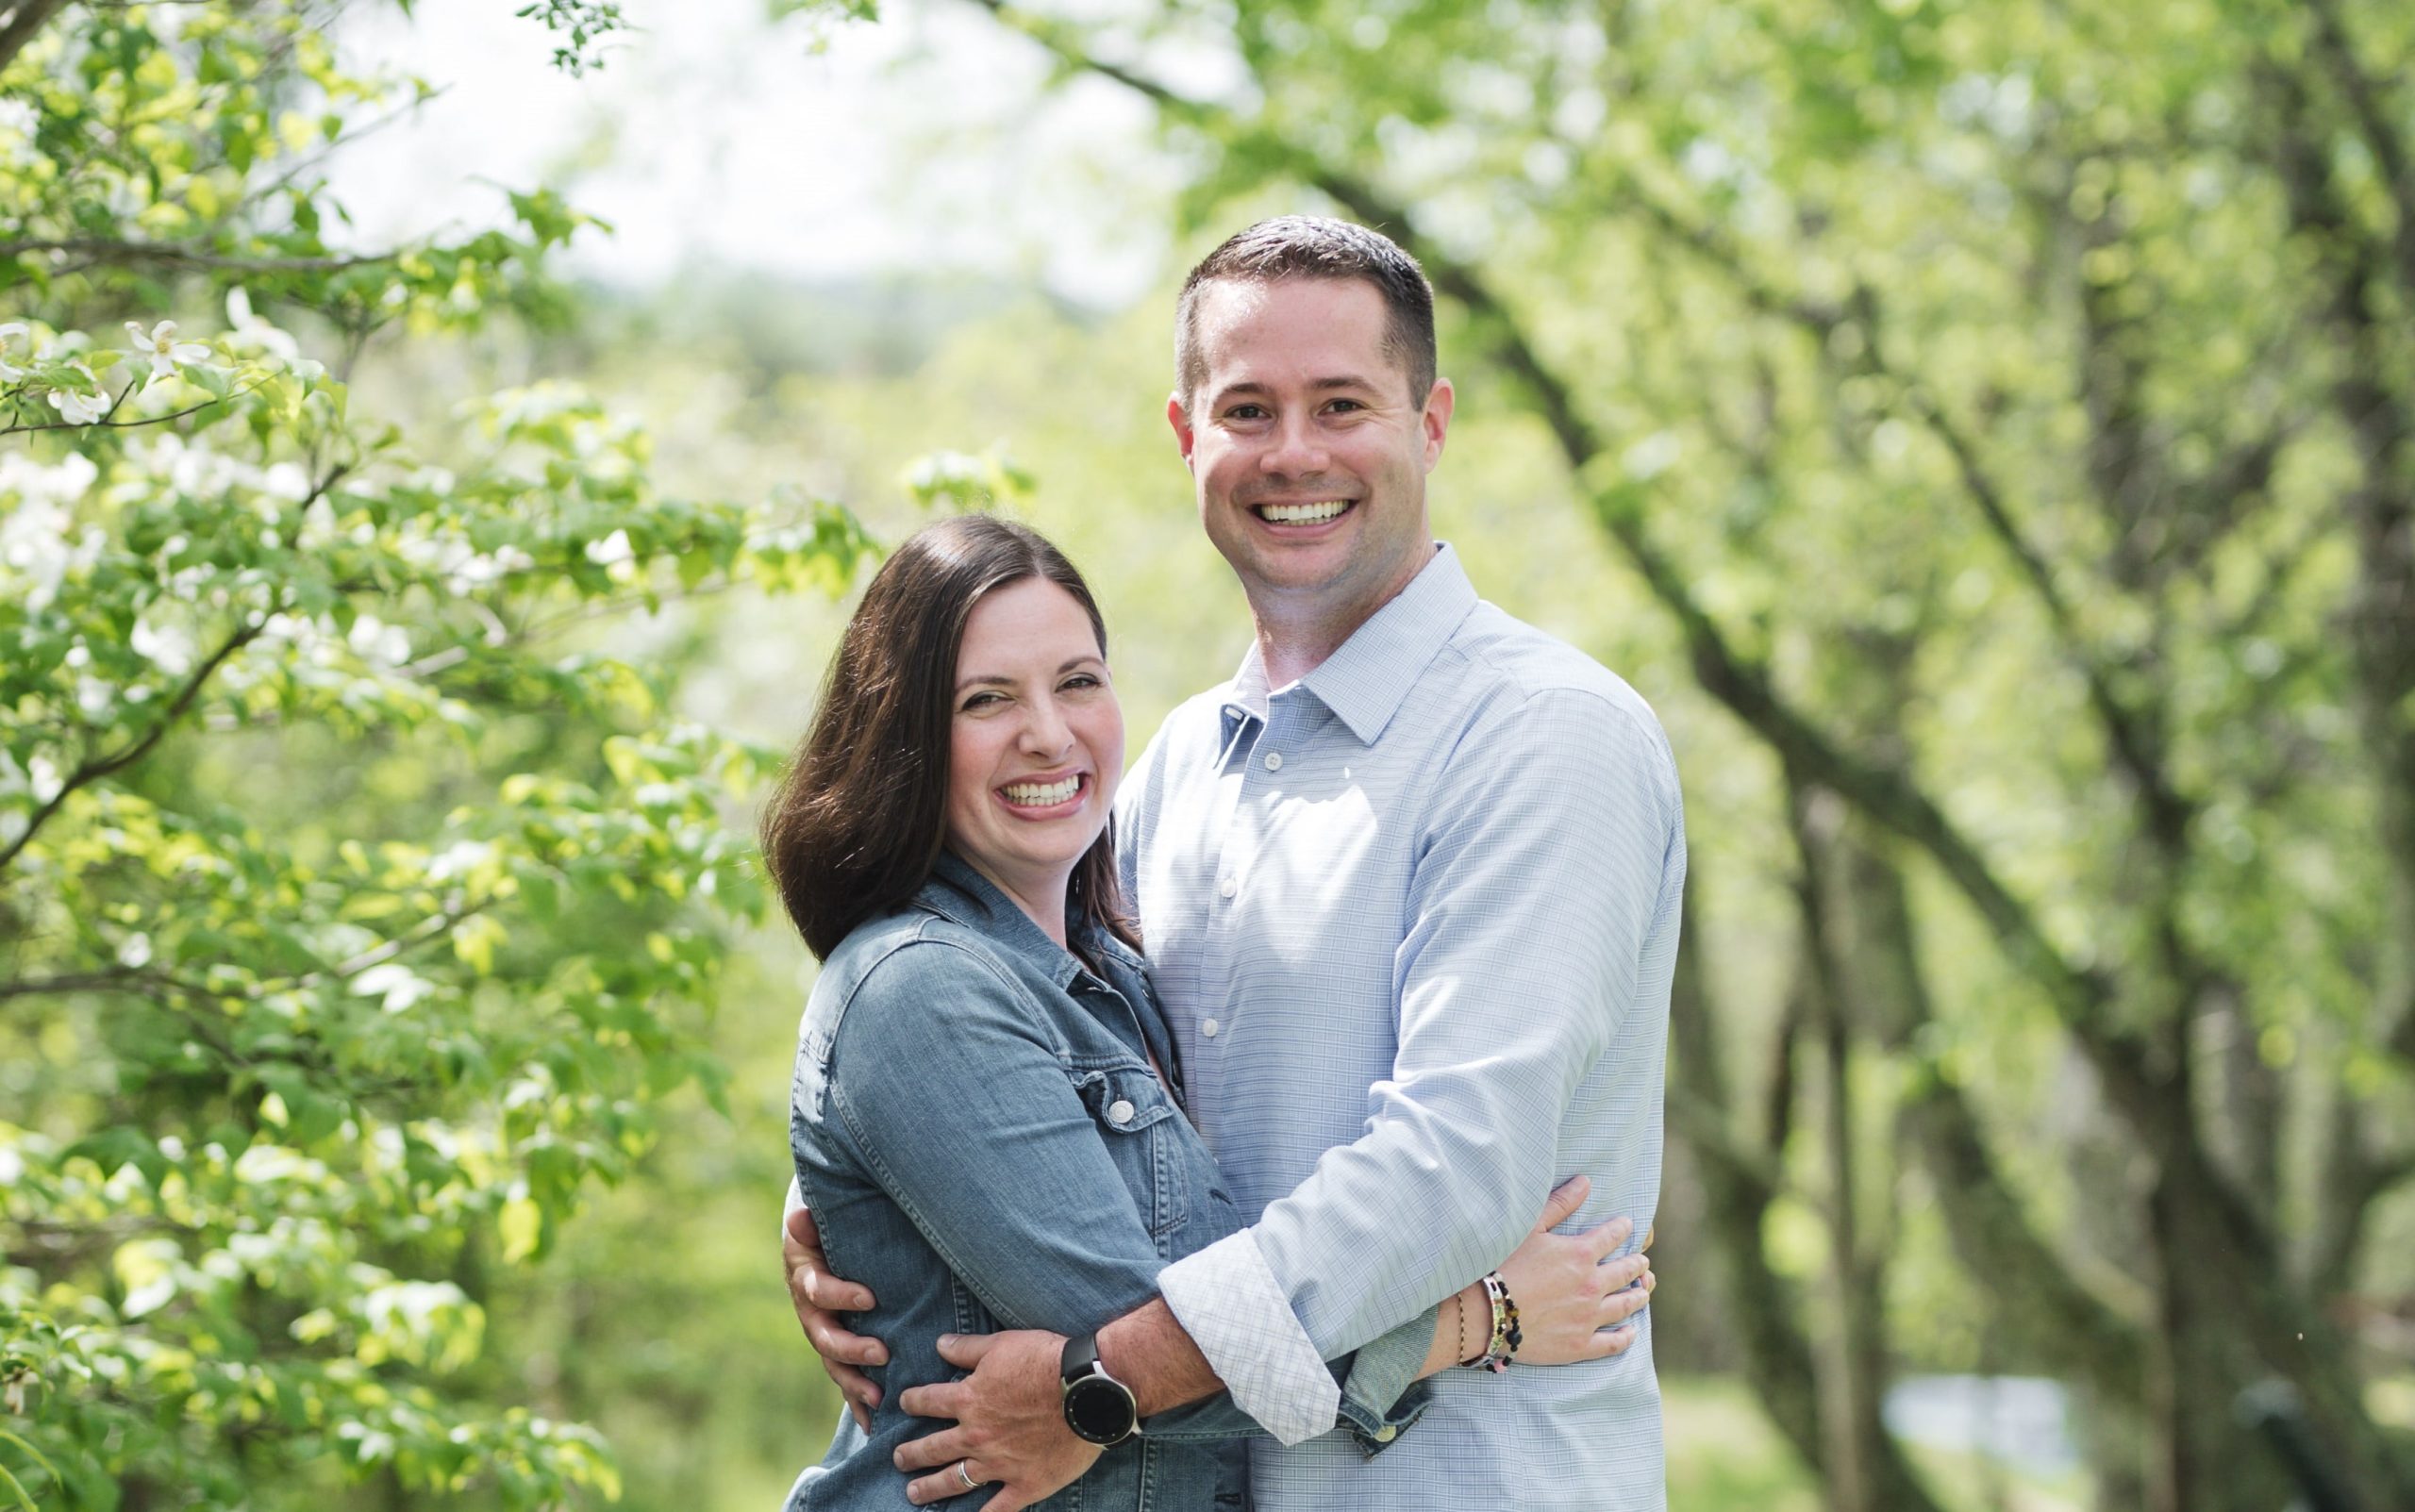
[
  {"xmin": 6, "ymin": 0, "xmax": 2414, "ymax": 1510},
  {"xmin": 0, "ymin": 4, "xmax": 876, "ymax": 1507}
]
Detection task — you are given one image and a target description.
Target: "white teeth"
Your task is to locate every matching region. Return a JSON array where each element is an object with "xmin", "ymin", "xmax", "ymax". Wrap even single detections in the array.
[
  {"xmin": 1003, "ymin": 776, "xmax": 1081, "ymax": 806},
  {"xmin": 1259, "ymin": 500, "xmax": 1351, "ymax": 523}
]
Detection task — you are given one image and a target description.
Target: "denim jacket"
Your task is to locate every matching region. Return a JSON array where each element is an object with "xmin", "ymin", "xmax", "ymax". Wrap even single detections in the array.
[{"xmin": 784, "ymin": 853, "xmax": 1430, "ymax": 1511}]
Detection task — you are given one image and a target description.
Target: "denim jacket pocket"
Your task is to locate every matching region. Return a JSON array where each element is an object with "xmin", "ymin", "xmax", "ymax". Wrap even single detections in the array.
[{"xmin": 1072, "ymin": 1064, "xmax": 1188, "ymax": 1242}]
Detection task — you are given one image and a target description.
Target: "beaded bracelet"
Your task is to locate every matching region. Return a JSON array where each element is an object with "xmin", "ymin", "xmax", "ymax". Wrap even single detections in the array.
[{"xmin": 1461, "ymin": 1271, "xmax": 1524, "ymax": 1373}]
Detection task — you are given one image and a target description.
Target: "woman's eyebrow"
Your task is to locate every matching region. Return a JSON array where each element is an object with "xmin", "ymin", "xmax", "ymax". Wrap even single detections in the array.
[{"xmin": 955, "ymin": 656, "xmax": 1103, "ymax": 692}]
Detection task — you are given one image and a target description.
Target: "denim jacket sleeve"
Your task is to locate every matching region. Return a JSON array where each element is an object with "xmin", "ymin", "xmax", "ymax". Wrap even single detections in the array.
[{"xmin": 826, "ymin": 937, "xmax": 1286, "ymax": 1442}]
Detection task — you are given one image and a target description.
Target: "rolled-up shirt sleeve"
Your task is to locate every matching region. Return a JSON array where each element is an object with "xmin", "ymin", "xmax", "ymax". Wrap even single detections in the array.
[{"xmin": 1159, "ymin": 688, "xmax": 1683, "ymax": 1410}]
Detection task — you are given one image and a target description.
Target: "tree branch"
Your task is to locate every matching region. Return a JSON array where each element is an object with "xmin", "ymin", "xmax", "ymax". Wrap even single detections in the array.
[
  {"xmin": 969, "ymin": 0, "xmax": 2180, "ymax": 1132},
  {"xmin": 1, "ymin": 379, "xmax": 268, "ymax": 437},
  {"xmin": 0, "ymin": 239, "xmax": 391, "ymax": 276},
  {"xmin": 0, "ymin": 623, "xmax": 259, "ymax": 874},
  {"xmin": 0, "ymin": 0, "xmax": 68, "ymax": 72},
  {"xmin": 2298, "ymin": 0, "xmax": 2415, "ymax": 302}
]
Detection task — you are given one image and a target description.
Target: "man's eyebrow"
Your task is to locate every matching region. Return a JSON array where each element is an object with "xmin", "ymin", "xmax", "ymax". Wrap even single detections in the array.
[
  {"xmin": 1211, "ymin": 374, "xmax": 1384, "ymax": 403},
  {"xmin": 955, "ymin": 656, "xmax": 1104, "ymax": 692}
]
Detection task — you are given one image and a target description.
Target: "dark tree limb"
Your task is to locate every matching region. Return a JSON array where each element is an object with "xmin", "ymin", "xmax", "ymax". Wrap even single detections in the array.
[
  {"xmin": 0, "ymin": 623, "xmax": 259, "ymax": 875},
  {"xmin": 973, "ymin": 0, "xmax": 2183, "ymax": 1141},
  {"xmin": 2298, "ymin": 0, "xmax": 2415, "ymax": 302},
  {"xmin": 0, "ymin": 0, "xmax": 68, "ymax": 71},
  {"xmin": 0, "ymin": 239, "xmax": 390, "ymax": 275}
]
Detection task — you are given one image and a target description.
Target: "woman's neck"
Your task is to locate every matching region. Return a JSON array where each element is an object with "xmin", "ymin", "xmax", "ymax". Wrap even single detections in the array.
[{"xmin": 958, "ymin": 852, "xmax": 1074, "ymax": 947}]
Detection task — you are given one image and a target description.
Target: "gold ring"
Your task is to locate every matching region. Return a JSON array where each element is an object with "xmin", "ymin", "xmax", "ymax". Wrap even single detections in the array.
[{"xmin": 956, "ymin": 1461, "xmax": 979, "ymax": 1492}]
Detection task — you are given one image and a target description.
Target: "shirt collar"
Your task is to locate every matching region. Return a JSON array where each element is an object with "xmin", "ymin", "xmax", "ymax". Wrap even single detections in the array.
[{"xmin": 1297, "ymin": 542, "xmax": 1478, "ymax": 745}]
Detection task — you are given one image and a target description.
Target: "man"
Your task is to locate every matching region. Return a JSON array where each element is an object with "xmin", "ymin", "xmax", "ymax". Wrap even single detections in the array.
[{"xmin": 787, "ymin": 217, "xmax": 1684, "ymax": 1509}]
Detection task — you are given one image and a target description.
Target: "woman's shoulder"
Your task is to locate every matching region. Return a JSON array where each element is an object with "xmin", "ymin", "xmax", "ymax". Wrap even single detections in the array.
[{"xmin": 811, "ymin": 907, "xmax": 1046, "ymax": 1045}]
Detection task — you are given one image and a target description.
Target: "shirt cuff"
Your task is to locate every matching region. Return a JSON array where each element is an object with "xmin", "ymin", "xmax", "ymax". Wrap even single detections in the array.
[
  {"xmin": 781, "ymin": 1175, "xmax": 805, "ymax": 1242},
  {"xmin": 1158, "ymin": 1229, "xmax": 1340, "ymax": 1446}
]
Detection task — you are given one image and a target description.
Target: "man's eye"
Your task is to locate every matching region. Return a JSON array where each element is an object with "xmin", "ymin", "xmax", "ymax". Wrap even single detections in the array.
[
  {"xmin": 1061, "ymin": 673, "xmax": 1104, "ymax": 691},
  {"xmin": 1226, "ymin": 405, "xmax": 1268, "ymax": 421},
  {"xmin": 1326, "ymin": 398, "xmax": 1364, "ymax": 413}
]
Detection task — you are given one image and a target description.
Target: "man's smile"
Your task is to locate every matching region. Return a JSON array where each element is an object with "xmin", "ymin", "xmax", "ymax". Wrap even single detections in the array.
[{"xmin": 1249, "ymin": 499, "xmax": 1357, "ymax": 526}]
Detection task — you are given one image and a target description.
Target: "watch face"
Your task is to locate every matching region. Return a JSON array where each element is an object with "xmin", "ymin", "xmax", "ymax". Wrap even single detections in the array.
[{"xmin": 1064, "ymin": 1375, "xmax": 1137, "ymax": 1445}]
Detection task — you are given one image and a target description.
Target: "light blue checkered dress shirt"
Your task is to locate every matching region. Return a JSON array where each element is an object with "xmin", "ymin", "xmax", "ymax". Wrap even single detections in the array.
[{"xmin": 1119, "ymin": 543, "xmax": 1684, "ymax": 1510}]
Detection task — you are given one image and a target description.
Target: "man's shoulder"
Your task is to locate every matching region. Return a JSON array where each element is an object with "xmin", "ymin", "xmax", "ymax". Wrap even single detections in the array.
[{"xmin": 1446, "ymin": 601, "xmax": 1669, "ymax": 750}]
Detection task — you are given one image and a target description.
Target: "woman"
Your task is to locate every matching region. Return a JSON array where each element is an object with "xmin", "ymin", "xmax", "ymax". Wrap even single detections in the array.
[{"xmin": 762, "ymin": 516, "xmax": 1649, "ymax": 1510}]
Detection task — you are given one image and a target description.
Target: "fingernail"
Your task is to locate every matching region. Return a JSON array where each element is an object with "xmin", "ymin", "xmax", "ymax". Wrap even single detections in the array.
[
  {"xmin": 1612, "ymin": 1217, "xmax": 1634, "ymax": 1237},
  {"xmin": 866, "ymin": 1345, "xmax": 888, "ymax": 1365},
  {"xmin": 938, "ymin": 1334, "xmax": 958, "ymax": 1348}
]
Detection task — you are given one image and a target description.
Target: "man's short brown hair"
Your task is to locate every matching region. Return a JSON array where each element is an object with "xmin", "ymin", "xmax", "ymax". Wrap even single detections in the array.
[{"xmin": 1174, "ymin": 216, "xmax": 1438, "ymax": 406}]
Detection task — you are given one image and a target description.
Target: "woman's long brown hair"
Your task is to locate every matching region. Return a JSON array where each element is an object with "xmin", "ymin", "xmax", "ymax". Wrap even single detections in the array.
[{"xmin": 759, "ymin": 514, "xmax": 1139, "ymax": 961}]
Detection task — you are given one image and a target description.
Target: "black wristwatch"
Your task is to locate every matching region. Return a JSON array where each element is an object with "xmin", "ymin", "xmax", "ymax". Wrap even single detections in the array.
[{"xmin": 1059, "ymin": 1332, "xmax": 1141, "ymax": 1447}]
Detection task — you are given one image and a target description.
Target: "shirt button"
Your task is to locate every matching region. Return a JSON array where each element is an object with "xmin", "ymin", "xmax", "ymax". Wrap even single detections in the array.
[
  {"xmin": 1218, "ymin": 873, "xmax": 1238, "ymax": 898},
  {"xmin": 1202, "ymin": 1018, "xmax": 1220, "ymax": 1038},
  {"xmin": 1263, "ymin": 751, "xmax": 1283, "ymax": 772},
  {"xmin": 1107, "ymin": 1099, "xmax": 1135, "ymax": 1126}
]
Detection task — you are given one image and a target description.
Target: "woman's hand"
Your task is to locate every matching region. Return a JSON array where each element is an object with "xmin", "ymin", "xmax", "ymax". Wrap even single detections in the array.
[
  {"xmin": 1491, "ymin": 1174, "xmax": 1656, "ymax": 1366},
  {"xmin": 783, "ymin": 1206, "xmax": 891, "ymax": 1429}
]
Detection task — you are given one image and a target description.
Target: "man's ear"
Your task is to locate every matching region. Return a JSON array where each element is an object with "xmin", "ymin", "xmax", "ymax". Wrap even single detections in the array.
[
  {"xmin": 1421, "ymin": 377, "xmax": 1456, "ymax": 471},
  {"xmin": 1166, "ymin": 392, "xmax": 1197, "ymax": 472}
]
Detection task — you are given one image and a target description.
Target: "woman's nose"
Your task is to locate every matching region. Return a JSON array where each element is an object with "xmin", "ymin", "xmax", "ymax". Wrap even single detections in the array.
[{"xmin": 1020, "ymin": 698, "xmax": 1074, "ymax": 757}]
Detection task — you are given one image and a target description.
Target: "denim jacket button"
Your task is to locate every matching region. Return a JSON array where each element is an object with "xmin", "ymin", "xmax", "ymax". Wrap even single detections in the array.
[{"xmin": 1108, "ymin": 1099, "xmax": 1136, "ymax": 1126}]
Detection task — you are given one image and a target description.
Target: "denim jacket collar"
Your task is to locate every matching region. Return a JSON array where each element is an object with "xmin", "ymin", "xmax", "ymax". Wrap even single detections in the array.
[{"xmin": 915, "ymin": 849, "xmax": 1143, "ymax": 990}]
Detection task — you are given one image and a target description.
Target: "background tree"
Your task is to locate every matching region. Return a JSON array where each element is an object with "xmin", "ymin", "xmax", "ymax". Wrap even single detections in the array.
[
  {"xmin": 0, "ymin": 4, "xmax": 876, "ymax": 1507},
  {"xmin": 940, "ymin": 0, "xmax": 2415, "ymax": 1507}
]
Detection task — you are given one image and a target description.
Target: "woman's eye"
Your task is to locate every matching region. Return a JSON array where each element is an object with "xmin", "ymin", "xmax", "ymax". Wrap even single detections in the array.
[
  {"xmin": 1061, "ymin": 673, "xmax": 1103, "ymax": 691},
  {"xmin": 961, "ymin": 692, "xmax": 1004, "ymax": 711}
]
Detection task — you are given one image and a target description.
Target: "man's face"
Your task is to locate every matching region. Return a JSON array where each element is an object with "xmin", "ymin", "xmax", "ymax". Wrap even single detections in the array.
[{"xmin": 1168, "ymin": 277, "xmax": 1453, "ymax": 624}]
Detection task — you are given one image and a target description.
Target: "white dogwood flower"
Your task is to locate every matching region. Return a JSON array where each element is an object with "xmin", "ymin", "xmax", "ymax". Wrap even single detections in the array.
[
  {"xmin": 125, "ymin": 319, "xmax": 211, "ymax": 379},
  {"xmin": 225, "ymin": 288, "xmax": 300, "ymax": 360},
  {"xmin": 0, "ymin": 322, "xmax": 30, "ymax": 381},
  {"xmin": 45, "ymin": 367, "xmax": 108, "ymax": 425}
]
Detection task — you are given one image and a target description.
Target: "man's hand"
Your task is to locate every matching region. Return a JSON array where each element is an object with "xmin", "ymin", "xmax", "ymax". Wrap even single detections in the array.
[
  {"xmin": 1495, "ymin": 1174, "xmax": 1657, "ymax": 1365},
  {"xmin": 783, "ymin": 1205, "xmax": 890, "ymax": 1430},
  {"xmin": 895, "ymin": 1331, "xmax": 1102, "ymax": 1510}
]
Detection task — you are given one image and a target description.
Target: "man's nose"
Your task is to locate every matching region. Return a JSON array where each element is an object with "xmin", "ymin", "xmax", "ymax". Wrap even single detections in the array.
[{"xmin": 1260, "ymin": 411, "xmax": 1329, "ymax": 475}]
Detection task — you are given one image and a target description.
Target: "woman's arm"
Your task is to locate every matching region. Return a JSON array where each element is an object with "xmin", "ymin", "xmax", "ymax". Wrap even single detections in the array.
[{"xmin": 824, "ymin": 941, "xmax": 1271, "ymax": 1445}]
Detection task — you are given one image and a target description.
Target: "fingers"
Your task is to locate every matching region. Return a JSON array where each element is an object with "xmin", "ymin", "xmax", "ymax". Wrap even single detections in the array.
[
  {"xmin": 1582, "ymin": 1212, "xmax": 1638, "ymax": 1261},
  {"xmin": 1534, "ymin": 1174, "xmax": 1591, "ymax": 1232},
  {"xmin": 1597, "ymin": 1250, "xmax": 1650, "ymax": 1293},
  {"xmin": 785, "ymin": 1204, "xmax": 824, "ymax": 1254},
  {"xmin": 1591, "ymin": 1322, "xmax": 1641, "ymax": 1358},
  {"xmin": 803, "ymin": 1307, "xmax": 890, "ymax": 1368},
  {"xmin": 823, "ymin": 1358, "xmax": 881, "ymax": 1423},
  {"xmin": 896, "ymin": 1381, "xmax": 969, "ymax": 1421},
  {"xmin": 934, "ymin": 1332, "xmax": 998, "ymax": 1371},
  {"xmin": 904, "ymin": 1461, "xmax": 980, "ymax": 1506},
  {"xmin": 795, "ymin": 1262, "xmax": 877, "ymax": 1316},
  {"xmin": 894, "ymin": 1427, "xmax": 971, "ymax": 1472},
  {"xmin": 1600, "ymin": 1274, "xmax": 1652, "ymax": 1327}
]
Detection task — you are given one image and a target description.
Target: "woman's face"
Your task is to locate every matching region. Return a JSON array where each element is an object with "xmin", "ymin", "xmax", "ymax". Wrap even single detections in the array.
[{"xmin": 944, "ymin": 576, "xmax": 1124, "ymax": 913}]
